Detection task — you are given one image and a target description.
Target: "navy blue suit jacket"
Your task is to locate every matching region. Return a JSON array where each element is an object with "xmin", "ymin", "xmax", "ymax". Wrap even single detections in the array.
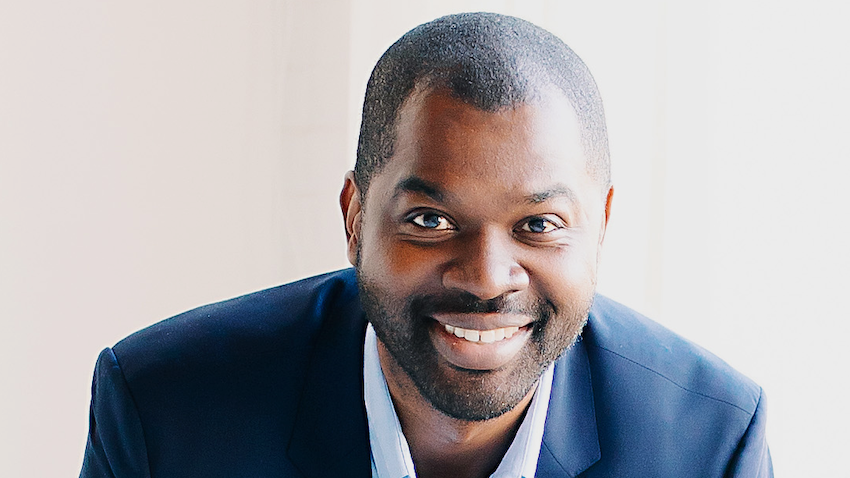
[{"xmin": 81, "ymin": 269, "xmax": 772, "ymax": 477}]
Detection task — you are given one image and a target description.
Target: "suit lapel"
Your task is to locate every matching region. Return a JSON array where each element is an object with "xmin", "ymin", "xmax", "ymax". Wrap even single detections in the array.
[
  {"xmin": 287, "ymin": 285, "xmax": 372, "ymax": 478},
  {"xmin": 535, "ymin": 337, "xmax": 601, "ymax": 477}
]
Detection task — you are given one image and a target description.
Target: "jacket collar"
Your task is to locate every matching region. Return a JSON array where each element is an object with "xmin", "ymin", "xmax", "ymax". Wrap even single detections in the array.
[
  {"xmin": 287, "ymin": 281, "xmax": 372, "ymax": 478},
  {"xmin": 536, "ymin": 337, "xmax": 601, "ymax": 477}
]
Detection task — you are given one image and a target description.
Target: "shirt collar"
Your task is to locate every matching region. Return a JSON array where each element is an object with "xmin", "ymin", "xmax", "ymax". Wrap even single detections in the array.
[{"xmin": 363, "ymin": 323, "xmax": 554, "ymax": 478}]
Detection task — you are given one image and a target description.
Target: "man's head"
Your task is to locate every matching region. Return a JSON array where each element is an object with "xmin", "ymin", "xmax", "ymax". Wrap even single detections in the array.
[
  {"xmin": 354, "ymin": 12, "xmax": 610, "ymax": 195},
  {"xmin": 340, "ymin": 13, "xmax": 613, "ymax": 422}
]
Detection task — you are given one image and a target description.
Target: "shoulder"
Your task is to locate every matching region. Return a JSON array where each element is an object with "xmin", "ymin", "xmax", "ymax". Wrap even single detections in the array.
[
  {"xmin": 88, "ymin": 269, "xmax": 363, "ymax": 475},
  {"xmin": 584, "ymin": 294, "xmax": 761, "ymax": 417},
  {"xmin": 112, "ymin": 268, "xmax": 361, "ymax": 387},
  {"xmin": 560, "ymin": 297, "xmax": 771, "ymax": 476}
]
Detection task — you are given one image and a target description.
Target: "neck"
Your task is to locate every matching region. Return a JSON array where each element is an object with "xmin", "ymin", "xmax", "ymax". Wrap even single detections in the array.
[{"xmin": 377, "ymin": 342, "xmax": 537, "ymax": 478}]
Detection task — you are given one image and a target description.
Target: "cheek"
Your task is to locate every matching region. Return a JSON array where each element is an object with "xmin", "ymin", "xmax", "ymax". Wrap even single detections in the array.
[
  {"xmin": 526, "ymin": 244, "xmax": 599, "ymax": 299},
  {"xmin": 359, "ymin": 225, "xmax": 445, "ymax": 291},
  {"xmin": 386, "ymin": 242, "xmax": 435, "ymax": 277}
]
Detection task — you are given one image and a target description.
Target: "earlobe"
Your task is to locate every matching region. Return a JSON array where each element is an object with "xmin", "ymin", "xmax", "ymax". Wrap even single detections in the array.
[{"xmin": 339, "ymin": 171, "xmax": 362, "ymax": 266}]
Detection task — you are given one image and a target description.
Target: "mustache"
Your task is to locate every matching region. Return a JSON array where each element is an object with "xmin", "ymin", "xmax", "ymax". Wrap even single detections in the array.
[{"xmin": 408, "ymin": 291, "xmax": 553, "ymax": 318}]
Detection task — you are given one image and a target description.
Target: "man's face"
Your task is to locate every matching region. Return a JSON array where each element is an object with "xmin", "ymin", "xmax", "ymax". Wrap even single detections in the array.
[{"xmin": 343, "ymin": 87, "xmax": 612, "ymax": 421}]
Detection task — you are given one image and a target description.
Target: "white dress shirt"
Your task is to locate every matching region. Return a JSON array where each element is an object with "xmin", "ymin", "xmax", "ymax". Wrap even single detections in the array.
[{"xmin": 364, "ymin": 324, "xmax": 554, "ymax": 478}]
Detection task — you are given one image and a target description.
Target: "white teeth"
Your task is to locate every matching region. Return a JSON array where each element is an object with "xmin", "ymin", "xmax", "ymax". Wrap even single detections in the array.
[
  {"xmin": 480, "ymin": 330, "xmax": 496, "ymax": 343},
  {"xmin": 493, "ymin": 328, "xmax": 505, "ymax": 341},
  {"xmin": 443, "ymin": 324, "xmax": 522, "ymax": 343}
]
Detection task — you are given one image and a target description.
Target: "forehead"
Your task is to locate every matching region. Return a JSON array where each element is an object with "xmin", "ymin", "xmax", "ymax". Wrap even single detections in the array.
[{"xmin": 368, "ymin": 86, "xmax": 593, "ymax": 206}]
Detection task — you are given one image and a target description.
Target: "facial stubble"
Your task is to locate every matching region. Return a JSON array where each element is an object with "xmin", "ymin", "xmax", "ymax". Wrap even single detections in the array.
[{"xmin": 357, "ymin": 268, "xmax": 593, "ymax": 422}]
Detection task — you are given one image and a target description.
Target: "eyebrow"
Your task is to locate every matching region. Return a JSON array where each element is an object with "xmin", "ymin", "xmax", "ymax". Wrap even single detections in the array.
[
  {"xmin": 392, "ymin": 176, "xmax": 445, "ymax": 202},
  {"xmin": 525, "ymin": 185, "xmax": 578, "ymax": 204},
  {"xmin": 393, "ymin": 176, "xmax": 577, "ymax": 206}
]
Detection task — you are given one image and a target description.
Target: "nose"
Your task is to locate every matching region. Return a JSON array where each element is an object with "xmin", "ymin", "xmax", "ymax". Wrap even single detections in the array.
[{"xmin": 441, "ymin": 228, "xmax": 529, "ymax": 300}]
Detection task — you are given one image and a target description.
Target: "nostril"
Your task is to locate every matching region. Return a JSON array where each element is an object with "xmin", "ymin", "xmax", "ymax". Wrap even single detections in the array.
[
  {"xmin": 442, "ymin": 262, "xmax": 528, "ymax": 300},
  {"xmin": 440, "ymin": 230, "xmax": 529, "ymax": 299}
]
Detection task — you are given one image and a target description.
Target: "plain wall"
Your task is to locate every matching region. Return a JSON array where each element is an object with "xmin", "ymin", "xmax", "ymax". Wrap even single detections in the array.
[{"xmin": 1, "ymin": 1, "xmax": 848, "ymax": 476}]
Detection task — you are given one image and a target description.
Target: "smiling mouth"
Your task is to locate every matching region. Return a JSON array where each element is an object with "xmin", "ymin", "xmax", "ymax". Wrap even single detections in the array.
[{"xmin": 443, "ymin": 324, "xmax": 522, "ymax": 343}]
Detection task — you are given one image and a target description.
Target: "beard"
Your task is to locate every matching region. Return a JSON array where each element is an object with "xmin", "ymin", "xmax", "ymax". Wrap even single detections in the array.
[{"xmin": 357, "ymin": 269, "xmax": 593, "ymax": 422}]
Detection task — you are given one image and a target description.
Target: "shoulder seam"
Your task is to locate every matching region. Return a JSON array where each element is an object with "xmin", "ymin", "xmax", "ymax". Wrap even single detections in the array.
[{"xmin": 589, "ymin": 344, "xmax": 754, "ymax": 415}]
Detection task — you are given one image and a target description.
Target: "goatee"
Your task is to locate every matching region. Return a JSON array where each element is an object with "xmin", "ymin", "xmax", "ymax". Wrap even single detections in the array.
[{"xmin": 357, "ymin": 271, "xmax": 591, "ymax": 421}]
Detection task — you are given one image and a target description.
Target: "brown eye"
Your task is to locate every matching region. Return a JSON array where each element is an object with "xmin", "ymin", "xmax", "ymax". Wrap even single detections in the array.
[
  {"xmin": 520, "ymin": 217, "xmax": 558, "ymax": 233},
  {"xmin": 411, "ymin": 212, "xmax": 453, "ymax": 230}
]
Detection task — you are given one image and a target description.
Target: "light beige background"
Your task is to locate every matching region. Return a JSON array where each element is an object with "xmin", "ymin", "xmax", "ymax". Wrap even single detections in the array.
[{"xmin": 2, "ymin": 1, "xmax": 848, "ymax": 476}]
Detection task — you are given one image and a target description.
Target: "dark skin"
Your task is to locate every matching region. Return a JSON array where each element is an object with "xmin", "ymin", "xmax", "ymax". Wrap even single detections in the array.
[{"xmin": 341, "ymin": 86, "xmax": 613, "ymax": 478}]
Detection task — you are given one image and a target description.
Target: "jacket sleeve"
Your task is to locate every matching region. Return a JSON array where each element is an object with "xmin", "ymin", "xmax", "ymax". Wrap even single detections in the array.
[
  {"xmin": 724, "ymin": 387, "xmax": 774, "ymax": 478},
  {"xmin": 80, "ymin": 348, "xmax": 151, "ymax": 478}
]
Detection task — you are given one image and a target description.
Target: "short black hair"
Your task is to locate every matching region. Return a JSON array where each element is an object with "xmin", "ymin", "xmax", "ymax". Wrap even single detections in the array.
[{"xmin": 354, "ymin": 12, "xmax": 610, "ymax": 193}]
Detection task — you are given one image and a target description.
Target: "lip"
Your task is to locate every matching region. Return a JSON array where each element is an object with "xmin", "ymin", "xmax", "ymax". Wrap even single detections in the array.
[
  {"xmin": 430, "ymin": 312, "xmax": 533, "ymax": 330},
  {"xmin": 428, "ymin": 316, "xmax": 532, "ymax": 371}
]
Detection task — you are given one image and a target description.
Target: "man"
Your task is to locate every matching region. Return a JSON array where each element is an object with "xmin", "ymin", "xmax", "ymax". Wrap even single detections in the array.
[{"xmin": 81, "ymin": 12, "xmax": 772, "ymax": 478}]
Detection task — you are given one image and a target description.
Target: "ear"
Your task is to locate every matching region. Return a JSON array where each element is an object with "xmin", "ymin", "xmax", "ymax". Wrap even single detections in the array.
[
  {"xmin": 598, "ymin": 185, "xmax": 614, "ymax": 247},
  {"xmin": 339, "ymin": 171, "xmax": 362, "ymax": 266}
]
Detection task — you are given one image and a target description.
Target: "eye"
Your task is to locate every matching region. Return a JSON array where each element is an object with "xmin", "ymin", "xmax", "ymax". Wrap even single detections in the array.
[
  {"xmin": 519, "ymin": 217, "xmax": 560, "ymax": 234},
  {"xmin": 410, "ymin": 212, "xmax": 454, "ymax": 230}
]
